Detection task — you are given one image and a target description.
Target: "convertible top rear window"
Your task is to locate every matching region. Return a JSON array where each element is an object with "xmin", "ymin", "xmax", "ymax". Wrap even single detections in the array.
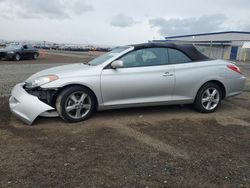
[{"xmin": 168, "ymin": 48, "xmax": 192, "ymax": 64}]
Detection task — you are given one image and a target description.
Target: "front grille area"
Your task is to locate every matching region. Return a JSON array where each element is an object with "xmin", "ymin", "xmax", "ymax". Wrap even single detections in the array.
[
  {"xmin": 24, "ymin": 85, "xmax": 58, "ymax": 107},
  {"xmin": 0, "ymin": 52, "xmax": 7, "ymax": 58}
]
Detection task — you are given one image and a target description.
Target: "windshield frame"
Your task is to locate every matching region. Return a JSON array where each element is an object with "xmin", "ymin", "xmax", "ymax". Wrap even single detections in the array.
[{"xmin": 87, "ymin": 46, "xmax": 134, "ymax": 67}]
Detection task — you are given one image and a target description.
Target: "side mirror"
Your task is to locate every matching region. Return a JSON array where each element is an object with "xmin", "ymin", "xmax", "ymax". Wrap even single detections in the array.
[{"xmin": 111, "ymin": 60, "xmax": 124, "ymax": 69}]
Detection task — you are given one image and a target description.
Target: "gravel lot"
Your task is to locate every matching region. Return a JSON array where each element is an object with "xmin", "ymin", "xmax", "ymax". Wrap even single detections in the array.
[{"xmin": 0, "ymin": 54, "xmax": 249, "ymax": 187}]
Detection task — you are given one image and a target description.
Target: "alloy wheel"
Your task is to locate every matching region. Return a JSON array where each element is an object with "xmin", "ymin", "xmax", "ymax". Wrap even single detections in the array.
[
  {"xmin": 201, "ymin": 88, "xmax": 220, "ymax": 111},
  {"xmin": 65, "ymin": 91, "xmax": 91, "ymax": 119},
  {"xmin": 15, "ymin": 54, "xmax": 20, "ymax": 61},
  {"xmin": 34, "ymin": 53, "xmax": 38, "ymax": 59}
]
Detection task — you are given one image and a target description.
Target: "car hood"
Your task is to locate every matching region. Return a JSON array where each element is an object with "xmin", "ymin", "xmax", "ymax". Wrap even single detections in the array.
[{"xmin": 26, "ymin": 63, "xmax": 95, "ymax": 81}]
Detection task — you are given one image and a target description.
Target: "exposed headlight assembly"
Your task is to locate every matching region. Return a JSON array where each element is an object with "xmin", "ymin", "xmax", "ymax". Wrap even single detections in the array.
[{"xmin": 25, "ymin": 75, "xmax": 59, "ymax": 89}]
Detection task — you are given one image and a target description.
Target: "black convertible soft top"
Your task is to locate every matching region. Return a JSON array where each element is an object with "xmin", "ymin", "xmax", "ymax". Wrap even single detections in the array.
[{"xmin": 131, "ymin": 42, "xmax": 210, "ymax": 62}]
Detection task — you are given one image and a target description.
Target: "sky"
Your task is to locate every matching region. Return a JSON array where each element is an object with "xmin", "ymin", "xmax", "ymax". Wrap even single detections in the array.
[{"xmin": 0, "ymin": 0, "xmax": 250, "ymax": 46}]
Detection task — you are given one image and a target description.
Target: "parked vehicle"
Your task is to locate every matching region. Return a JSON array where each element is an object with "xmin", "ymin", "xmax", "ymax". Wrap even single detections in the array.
[
  {"xmin": 0, "ymin": 44, "xmax": 39, "ymax": 61},
  {"xmin": 9, "ymin": 43, "xmax": 246, "ymax": 125}
]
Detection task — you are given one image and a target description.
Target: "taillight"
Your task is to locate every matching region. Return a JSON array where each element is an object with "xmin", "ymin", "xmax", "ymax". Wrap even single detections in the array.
[{"xmin": 227, "ymin": 64, "xmax": 242, "ymax": 74}]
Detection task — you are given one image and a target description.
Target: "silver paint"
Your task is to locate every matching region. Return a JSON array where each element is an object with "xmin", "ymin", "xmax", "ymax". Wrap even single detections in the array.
[{"xmin": 9, "ymin": 47, "xmax": 246, "ymax": 124}]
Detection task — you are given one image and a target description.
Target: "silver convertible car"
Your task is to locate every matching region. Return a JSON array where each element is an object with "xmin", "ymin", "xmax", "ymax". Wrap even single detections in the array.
[{"xmin": 9, "ymin": 43, "xmax": 246, "ymax": 125}]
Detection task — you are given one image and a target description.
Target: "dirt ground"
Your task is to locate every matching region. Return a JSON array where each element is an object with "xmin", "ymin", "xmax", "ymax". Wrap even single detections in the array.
[{"xmin": 0, "ymin": 54, "xmax": 249, "ymax": 187}]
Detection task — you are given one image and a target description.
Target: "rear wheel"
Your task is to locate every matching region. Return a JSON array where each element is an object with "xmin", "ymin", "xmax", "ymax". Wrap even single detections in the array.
[
  {"xmin": 56, "ymin": 86, "xmax": 96, "ymax": 123},
  {"xmin": 194, "ymin": 83, "xmax": 222, "ymax": 113},
  {"xmin": 14, "ymin": 53, "xmax": 21, "ymax": 61}
]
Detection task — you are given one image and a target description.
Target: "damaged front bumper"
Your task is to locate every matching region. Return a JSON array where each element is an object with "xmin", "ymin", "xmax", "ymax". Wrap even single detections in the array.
[{"xmin": 9, "ymin": 83, "xmax": 57, "ymax": 125}]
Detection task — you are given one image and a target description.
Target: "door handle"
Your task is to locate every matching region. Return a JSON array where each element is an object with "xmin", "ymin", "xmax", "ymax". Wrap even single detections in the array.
[{"xmin": 162, "ymin": 72, "xmax": 174, "ymax": 77}]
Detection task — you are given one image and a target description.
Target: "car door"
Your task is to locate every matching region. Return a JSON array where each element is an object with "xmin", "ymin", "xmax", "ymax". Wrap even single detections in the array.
[
  {"xmin": 26, "ymin": 44, "xmax": 34, "ymax": 59},
  {"xmin": 101, "ymin": 47, "xmax": 175, "ymax": 107},
  {"xmin": 21, "ymin": 45, "xmax": 29, "ymax": 59},
  {"xmin": 22, "ymin": 44, "xmax": 34, "ymax": 59},
  {"xmin": 167, "ymin": 48, "xmax": 198, "ymax": 101}
]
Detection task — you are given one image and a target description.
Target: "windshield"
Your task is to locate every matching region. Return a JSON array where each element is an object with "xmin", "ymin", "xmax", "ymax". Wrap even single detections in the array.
[
  {"xmin": 88, "ymin": 46, "xmax": 130, "ymax": 66},
  {"xmin": 5, "ymin": 44, "xmax": 22, "ymax": 50}
]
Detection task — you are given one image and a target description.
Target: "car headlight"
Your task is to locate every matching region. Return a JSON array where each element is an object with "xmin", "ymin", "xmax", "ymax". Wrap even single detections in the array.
[
  {"xmin": 7, "ymin": 51, "xmax": 15, "ymax": 54},
  {"xmin": 25, "ymin": 75, "xmax": 59, "ymax": 89}
]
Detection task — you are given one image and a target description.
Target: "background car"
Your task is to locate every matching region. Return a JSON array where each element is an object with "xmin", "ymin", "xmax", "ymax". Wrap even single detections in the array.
[{"xmin": 0, "ymin": 44, "xmax": 39, "ymax": 61}]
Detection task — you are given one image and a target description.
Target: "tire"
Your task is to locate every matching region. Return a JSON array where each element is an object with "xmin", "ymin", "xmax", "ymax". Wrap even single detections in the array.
[
  {"xmin": 33, "ymin": 53, "xmax": 38, "ymax": 60},
  {"xmin": 194, "ymin": 83, "xmax": 222, "ymax": 113},
  {"xmin": 14, "ymin": 53, "xmax": 21, "ymax": 61},
  {"xmin": 56, "ymin": 86, "xmax": 96, "ymax": 123}
]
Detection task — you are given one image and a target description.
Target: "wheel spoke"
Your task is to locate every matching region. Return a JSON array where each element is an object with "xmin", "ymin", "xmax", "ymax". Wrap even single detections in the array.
[
  {"xmin": 211, "ymin": 90, "xmax": 217, "ymax": 97},
  {"xmin": 75, "ymin": 109, "xmax": 82, "ymax": 118},
  {"xmin": 70, "ymin": 94, "xmax": 78, "ymax": 103},
  {"xmin": 82, "ymin": 104, "xmax": 91, "ymax": 110},
  {"xmin": 202, "ymin": 97, "xmax": 209, "ymax": 103},
  {"xmin": 205, "ymin": 89, "xmax": 211, "ymax": 96},
  {"xmin": 79, "ymin": 93, "xmax": 87, "ymax": 102},
  {"xmin": 206, "ymin": 101, "xmax": 212, "ymax": 109},
  {"xmin": 66, "ymin": 105, "xmax": 76, "ymax": 112}
]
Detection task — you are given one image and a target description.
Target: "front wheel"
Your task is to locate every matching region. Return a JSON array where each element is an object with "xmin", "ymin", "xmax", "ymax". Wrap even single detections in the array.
[
  {"xmin": 194, "ymin": 83, "xmax": 222, "ymax": 113},
  {"xmin": 56, "ymin": 86, "xmax": 96, "ymax": 123},
  {"xmin": 33, "ymin": 53, "xmax": 39, "ymax": 60}
]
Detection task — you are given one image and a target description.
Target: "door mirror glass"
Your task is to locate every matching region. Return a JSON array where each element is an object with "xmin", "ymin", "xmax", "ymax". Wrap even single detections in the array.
[{"xmin": 111, "ymin": 60, "xmax": 124, "ymax": 69}]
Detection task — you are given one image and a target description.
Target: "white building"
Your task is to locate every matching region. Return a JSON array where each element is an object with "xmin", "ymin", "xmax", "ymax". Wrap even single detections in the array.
[{"xmin": 154, "ymin": 31, "xmax": 250, "ymax": 61}]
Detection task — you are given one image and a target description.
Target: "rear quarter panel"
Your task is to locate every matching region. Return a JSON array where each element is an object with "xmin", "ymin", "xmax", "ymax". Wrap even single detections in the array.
[
  {"xmin": 173, "ymin": 60, "xmax": 227, "ymax": 102},
  {"xmin": 219, "ymin": 62, "xmax": 246, "ymax": 97}
]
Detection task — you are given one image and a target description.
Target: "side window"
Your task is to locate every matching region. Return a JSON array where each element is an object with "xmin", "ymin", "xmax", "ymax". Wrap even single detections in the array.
[
  {"xmin": 120, "ymin": 48, "xmax": 169, "ymax": 68},
  {"xmin": 120, "ymin": 50, "xmax": 137, "ymax": 68},
  {"xmin": 168, "ymin": 48, "xmax": 192, "ymax": 64}
]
